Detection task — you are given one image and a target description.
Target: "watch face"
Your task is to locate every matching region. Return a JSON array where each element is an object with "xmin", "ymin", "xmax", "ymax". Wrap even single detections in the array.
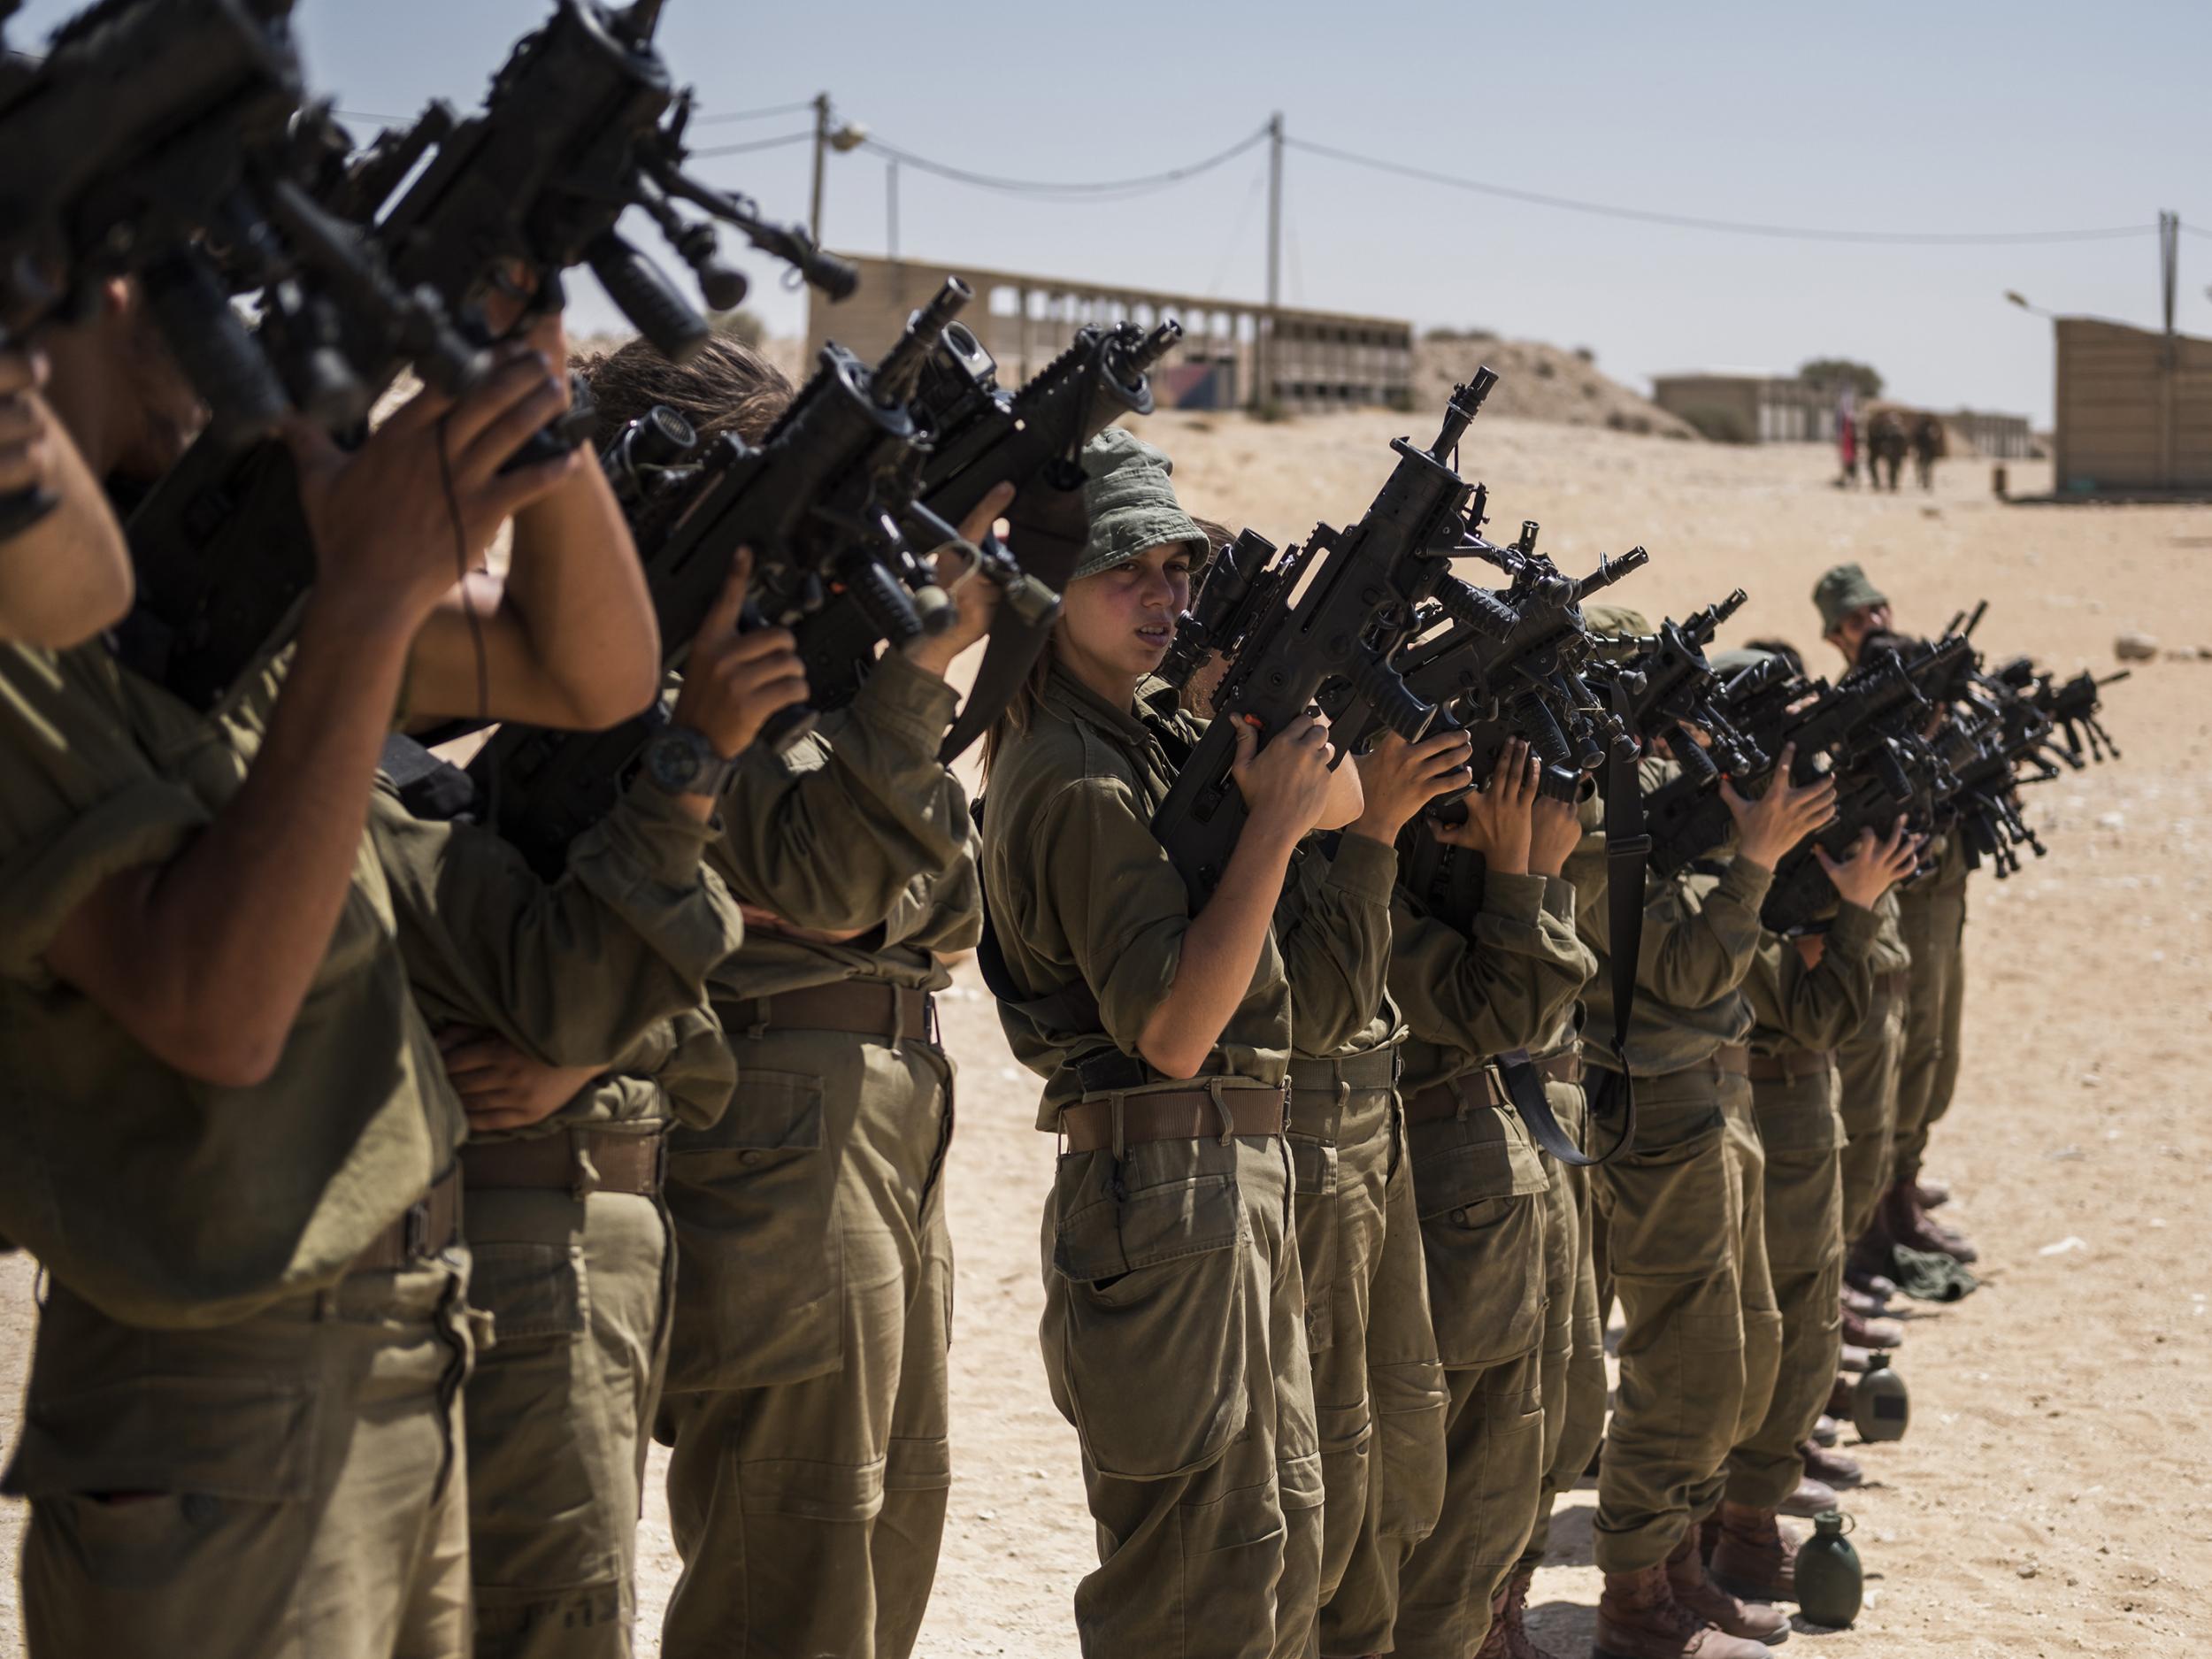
[{"xmin": 644, "ymin": 729, "xmax": 703, "ymax": 792}]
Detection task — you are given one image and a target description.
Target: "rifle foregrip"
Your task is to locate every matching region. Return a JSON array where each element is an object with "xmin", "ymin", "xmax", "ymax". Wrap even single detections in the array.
[
  {"xmin": 141, "ymin": 250, "xmax": 289, "ymax": 438},
  {"xmin": 588, "ymin": 230, "xmax": 710, "ymax": 365}
]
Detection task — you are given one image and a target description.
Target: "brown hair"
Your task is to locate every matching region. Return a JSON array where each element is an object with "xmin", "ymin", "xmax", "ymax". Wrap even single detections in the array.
[{"xmin": 577, "ymin": 333, "xmax": 795, "ymax": 447}]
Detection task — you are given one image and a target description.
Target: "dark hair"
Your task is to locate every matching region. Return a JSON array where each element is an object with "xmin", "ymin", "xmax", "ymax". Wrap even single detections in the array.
[
  {"xmin": 1744, "ymin": 636, "xmax": 1805, "ymax": 677},
  {"xmin": 577, "ymin": 334, "xmax": 795, "ymax": 448}
]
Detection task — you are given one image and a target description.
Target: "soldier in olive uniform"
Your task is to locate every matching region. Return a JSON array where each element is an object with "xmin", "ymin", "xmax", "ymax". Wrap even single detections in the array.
[
  {"xmin": 1277, "ymin": 726, "xmax": 1472, "ymax": 1659},
  {"xmin": 364, "ymin": 573, "xmax": 806, "ymax": 1659},
  {"xmin": 1568, "ymin": 608, "xmax": 1839, "ymax": 1659},
  {"xmin": 576, "ymin": 336, "xmax": 1010, "ymax": 1659},
  {"xmin": 981, "ymin": 429, "xmax": 1368, "ymax": 1659},
  {"xmin": 1813, "ymin": 566, "xmax": 1978, "ymax": 1270},
  {"xmin": 1832, "ymin": 890, "xmax": 1911, "ymax": 1310},
  {"xmin": 1709, "ymin": 728, "xmax": 1918, "ymax": 1602},
  {"xmin": 2, "ymin": 283, "xmax": 654, "ymax": 1656},
  {"xmin": 1374, "ymin": 741, "xmax": 1595, "ymax": 1659}
]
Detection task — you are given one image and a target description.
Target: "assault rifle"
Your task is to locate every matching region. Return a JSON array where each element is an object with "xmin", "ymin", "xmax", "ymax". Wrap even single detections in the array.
[
  {"xmin": 1149, "ymin": 371, "xmax": 1519, "ymax": 900},
  {"xmin": 1359, "ymin": 512, "xmax": 1648, "ymax": 820},
  {"xmin": 1599, "ymin": 591, "xmax": 1766, "ymax": 787},
  {"xmin": 0, "ymin": 0, "xmax": 321, "ymax": 530},
  {"xmin": 1760, "ymin": 726, "xmax": 1955, "ymax": 932},
  {"xmin": 468, "ymin": 279, "xmax": 1047, "ymax": 878},
  {"xmin": 910, "ymin": 316, "xmax": 1181, "ymax": 759},
  {"xmin": 121, "ymin": 0, "xmax": 856, "ymax": 713}
]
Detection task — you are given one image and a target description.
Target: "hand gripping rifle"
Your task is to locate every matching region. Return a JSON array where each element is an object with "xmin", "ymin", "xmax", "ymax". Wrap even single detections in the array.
[
  {"xmin": 466, "ymin": 280, "xmax": 975, "ymax": 879},
  {"xmin": 1148, "ymin": 371, "xmax": 1519, "ymax": 900},
  {"xmin": 0, "ymin": 0, "xmax": 323, "ymax": 531},
  {"xmin": 1367, "ymin": 511, "xmax": 1649, "ymax": 821},
  {"xmin": 120, "ymin": 0, "xmax": 856, "ymax": 714},
  {"xmin": 1759, "ymin": 726, "xmax": 1956, "ymax": 932},
  {"xmin": 909, "ymin": 315, "xmax": 1181, "ymax": 760}
]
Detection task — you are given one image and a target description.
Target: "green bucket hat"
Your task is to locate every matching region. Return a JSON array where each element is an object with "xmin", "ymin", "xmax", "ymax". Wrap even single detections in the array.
[
  {"xmin": 1073, "ymin": 426, "xmax": 1209, "ymax": 583},
  {"xmin": 1581, "ymin": 602, "xmax": 1651, "ymax": 641},
  {"xmin": 1813, "ymin": 563, "xmax": 1888, "ymax": 634},
  {"xmin": 1709, "ymin": 646, "xmax": 1773, "ymax": 676}
]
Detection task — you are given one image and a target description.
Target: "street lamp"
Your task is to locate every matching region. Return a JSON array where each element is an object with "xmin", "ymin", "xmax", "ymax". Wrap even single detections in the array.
[{"xmin": 810, "ymin": 92, "xmax": 869, "ymax": 245}]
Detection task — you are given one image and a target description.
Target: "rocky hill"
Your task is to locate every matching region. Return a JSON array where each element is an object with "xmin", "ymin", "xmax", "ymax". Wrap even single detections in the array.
[{"xmin": 1416, "ymin": 334, "xmax": 1700, "ymax": 438}]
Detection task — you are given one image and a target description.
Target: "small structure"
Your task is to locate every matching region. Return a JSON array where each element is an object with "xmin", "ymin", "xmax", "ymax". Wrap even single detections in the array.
[
  {"xmin": 1648, "ymin": 371, "xmax": 1838, "ymax": 444},
  {"xmin": 805, "ymin": 254, "xmax": 1414, "ymax": 414},
  {"xmin": 2051, "ymin": 316, "xmax": 2212, "ymax": 494},
  {"xmin": 1945, "ymin": 409, "xmax": 2033, "ymax": 459}
]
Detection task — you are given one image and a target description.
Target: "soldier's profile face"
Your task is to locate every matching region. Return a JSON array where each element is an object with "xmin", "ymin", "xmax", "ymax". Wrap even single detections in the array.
[
  {"xmin": 1840, "ymin": 602, "xmax": 1892, "ymax": 659},
  {"xmin": 1058, "ymin": 542, "xmax": 1195, "ymax": 690}
]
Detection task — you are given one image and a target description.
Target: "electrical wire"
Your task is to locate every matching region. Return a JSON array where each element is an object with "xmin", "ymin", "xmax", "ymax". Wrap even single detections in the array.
[
  {"xmin": 854, "ymin": 125, "xmax": 1270, "ymax": 201},
  {"xmin": 1283, "ymin": 134, "xmax": 2159, "ymax": 246},
  {"xmin": 692, "ymin": 97, "xmax": 818, "ymax": 126},
  {"xmin": 690, "ymin": 130, "xmax": 815, "ymax": 158}
]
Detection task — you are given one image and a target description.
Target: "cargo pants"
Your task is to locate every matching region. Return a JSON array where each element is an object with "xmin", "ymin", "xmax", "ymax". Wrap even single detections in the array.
[
  {"xmin": 1835, "ymin": 979, "xmax": 1906, "ymax": 1246},
  {"xmin": 1385, "ymin": 1078, "xmax": 1554, "ymax": 1657},
  {"xmin": 1893, "ymin": 877, "xmax": 1968, "ymax": 1187},
  {"xmin": 1279, "ymin": 1055, "xmax": 1448, "ymax": 1658},
  {"xmin": 657, "ymin": 1023, "xmax": 954, "ymax": 1659},
  {"xmin": 1518, "ymin": 1075, "xmax": 1609, "ymax": 1578},
  {"xmin": 6, "ymin": 1259, "xmax": 476, "ymax": 1659},
  {"xmin": 1590, "ymin": 1060, "xmax": 1781, "ymax": 1572},
  {"xmin": 463, "ymin": 1156, "xmax": 671, "ymax": 1659},
  {"xmin": 1041, "ymin": 1123, "xmax": 1323, "ymax": 1659},
  {"xmin": 1725, "ymin": 1064, "xmax": 1846, "ymax": 1509}
]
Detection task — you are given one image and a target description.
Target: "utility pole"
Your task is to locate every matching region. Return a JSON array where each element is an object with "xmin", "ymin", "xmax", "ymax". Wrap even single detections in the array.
[
  {"xmin": 887, "ymin": 158, "xmax": 900, "ymax": 264},
  {"xmin": 2159, "ymin": 209, "xmax": 2179, "ymax": 487},
  {"xmin": 1262, "ymin": 111, "xmax": 1283, "ymax": 413},
  {"xmin": 809, "ymin": 90, "xmax": 831, "ymax": 246}
]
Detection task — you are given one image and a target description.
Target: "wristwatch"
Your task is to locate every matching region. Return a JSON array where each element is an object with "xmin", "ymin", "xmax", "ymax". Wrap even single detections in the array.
[{"xmin": 641, "ymin": 724, "xmax": 740, "ymax": 798}]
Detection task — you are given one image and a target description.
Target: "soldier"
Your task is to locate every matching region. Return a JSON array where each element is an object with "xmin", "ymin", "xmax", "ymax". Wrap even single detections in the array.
[
  {"xmin": 360, "ymin": 560, "xmax": 808, "ymax": 1659},
  {"xmin": 1, "ymin": 277, "xmax": 654, "ymax": 1657},
  {"xmin": 0, "ymin": 342, "xmax": 134, "ymax": 647},
  {"xmin": 579, "ymin": 335, "xmax": 1010, "ymax": 1659},
  {"xmin": 1813, "ymin": 565, "xmax": 1979, "ymax": 1271},
  {"xmin": 1864, "ymin": 411, "xmax": 1907, "ymax": 493},
  {"xmin": 1909, "ymin": 413, "xmax": 1943, "ymax": 493},
  {"xmin": 979, "ymin": 429, "xmax": 1367, "ymax": 1658},
  {"xmin": 1707, "ymin": 664, "xmax": 1921, "ymax": 1601},
  {"xmin": 1568, "ymin": 607, "xmax": 1839, "ymax": 1659},
  {"xmin": 1277, "ymin": 725, "xmax": 1471, "ymax": 1657},
  {"xmin": 1374, "ymin": 740, "xmax": 1595, "ymax": 1659}
]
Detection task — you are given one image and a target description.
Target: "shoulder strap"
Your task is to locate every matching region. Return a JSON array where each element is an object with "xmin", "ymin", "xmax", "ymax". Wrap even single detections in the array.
[
  {"xmin": 380, "ymin": 733, "xmax": 479, "ymax": 823},
  {"xmin": 1569, "ymin": 679, "xmax": 1651, "ymax": 1165},
  {"xmin": 968, "ymin": 794, "xmax": 1105, "ymax": 1033}
]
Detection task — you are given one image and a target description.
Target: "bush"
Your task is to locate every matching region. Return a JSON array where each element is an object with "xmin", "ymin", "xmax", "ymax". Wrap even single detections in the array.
[
  {"xmin": 1425, "ymin": 326, "xmax": 1498, "ymax": 342},
  {"xmin": 1799, "ymin": 357, "xmax": 1882, "ymax": 399},
  {"xmin": 1574, "ymin": 345, "xmax": 1596, "ymax": 364},
  {"xmin": 1680, "ymin": 404, "xmax": 1748, "ymax": 444},
  {"xmin": 711, "ymin": 309, "xmax": 767, "ymax": 347}
]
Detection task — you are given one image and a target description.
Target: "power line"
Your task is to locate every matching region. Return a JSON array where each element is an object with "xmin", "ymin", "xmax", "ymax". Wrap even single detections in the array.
[
  {"xmin": 1283, "ymin": 135, "xmax": 2159, "ymax": 246},
  {"xmin": 691, "ymin": 130, "xmax": 814, "ymax": 159},
  {"xmin": 691, "ymin": 98, "xmax": 818, "ymax": 127},
  {"xmin": 854, "ymin": 125, "xmax": 1270, "ymax": 201}
]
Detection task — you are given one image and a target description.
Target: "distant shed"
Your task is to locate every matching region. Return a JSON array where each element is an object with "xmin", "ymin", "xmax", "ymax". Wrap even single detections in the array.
[{"xmin": 2053, "ymin": 316, "xmax": 2212, "ymax": 494}]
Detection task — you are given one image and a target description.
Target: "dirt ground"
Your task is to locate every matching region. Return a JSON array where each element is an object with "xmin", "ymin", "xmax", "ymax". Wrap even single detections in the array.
[{"xmin": 5, "ymin": 416, "xmax": 2210, "ymax": 1656}]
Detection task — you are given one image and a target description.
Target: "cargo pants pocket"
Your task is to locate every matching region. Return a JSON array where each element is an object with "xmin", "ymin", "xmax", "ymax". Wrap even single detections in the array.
[
  {"xmin": 1046, "ymin": 1141, "xmax": 1252, "ymax": 1482},
  {"xmin": 1286, "ymin": 1132, "xmax": 1340, "ymax": 1357},
  {"xmin": 663, "ymin": 1070, "xmax": 841, "ymax": 1393}
]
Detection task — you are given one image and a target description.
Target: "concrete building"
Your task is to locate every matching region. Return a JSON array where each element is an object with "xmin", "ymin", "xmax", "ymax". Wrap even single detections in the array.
[
  {"xmin": 804, "ymin": 254, "xmax": 1414, "ymax": 414},
  {"xmin": 1944, "ymin": 409, "xmax": 2033, "ymax": 460},
  {"xmin": 1649, "ymin": 371, "xmax": 1839, "ymax": 444},
  {"xmin": 2051, "ymin": 315, "xmax": 2212, "ymax": 493}
]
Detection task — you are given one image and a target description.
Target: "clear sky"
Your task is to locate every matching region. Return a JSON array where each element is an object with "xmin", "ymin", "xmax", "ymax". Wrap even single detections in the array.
[{"xmin": 23, "ymin": 0, "xmax": 2210, "ymax": 423}]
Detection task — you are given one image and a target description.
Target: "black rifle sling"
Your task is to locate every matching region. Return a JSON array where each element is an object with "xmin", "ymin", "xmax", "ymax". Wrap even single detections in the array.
[
  {"xmin": 1583, "ymin": 677, "xmax": 1651, "ymax": 1164},
  {"xmin": 938, "ymin": 495, "xmax": 1087, "ymax": 765}
]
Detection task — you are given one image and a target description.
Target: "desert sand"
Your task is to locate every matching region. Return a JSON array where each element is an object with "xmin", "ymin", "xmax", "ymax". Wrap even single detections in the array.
[{"xmin": 4, "ymin": 411, "xmax": 2209, "ymax": 1656}]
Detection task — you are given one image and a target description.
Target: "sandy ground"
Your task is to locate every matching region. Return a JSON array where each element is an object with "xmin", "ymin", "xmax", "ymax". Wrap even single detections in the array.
[{"xmin": 6, "ymin": 416, "xmax": 2212, "ymax": 1656}]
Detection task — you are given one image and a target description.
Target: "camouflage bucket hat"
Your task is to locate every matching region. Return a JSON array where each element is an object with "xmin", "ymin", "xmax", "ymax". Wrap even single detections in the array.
[
  {"xmin": 1813, "ymin": 563, "xmax": 1888, "ymax": 634},
  {"xmin": 1073, "ymin": 426, "xmax": 1210, "ymax": 583},
  {"xmin": 1581, "ymin": 602, "xmax": 1651, "ymax": 641},
  {"xmin": 1709, "ymin": 646, "xmax": 1773, "ymax": 676}
]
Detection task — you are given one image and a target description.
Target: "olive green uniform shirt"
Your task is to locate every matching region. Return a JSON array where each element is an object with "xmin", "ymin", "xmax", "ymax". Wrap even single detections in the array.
[
  {"xmin": 1742, "ymin": 902, "xmax": 1879, "ymax": 1057},
  {"xmin": 368, "ymin": 773, "xmax": 743, "ymax": 1136},
  {"xmin": 0, "ymin": 641, "xmax": 461, "ymax": 1327},
  {"xmin": 984, "ymin": 667, "xmax": 1402, "ymax": 1128},
  {"xmin": 1866, "ymin": 889, "xmax": 1909, "ymax": 976},
  {"xmin": 703, "ymin": 650, "xmax": 978, "ymax": 1009},
  {"xmin": 1569, "ymin": 761, "xmax": 1775, "ymax": 1078},
  {"xmin": 1278, "ymin": 831, "xmax": 1402, "ymax": 1064}
]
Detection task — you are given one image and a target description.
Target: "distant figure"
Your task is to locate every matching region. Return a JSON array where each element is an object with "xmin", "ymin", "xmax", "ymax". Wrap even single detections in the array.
[
  {"xmin": 1836, "ymin": 394, "xmax": 1859, "ymax": 488},
  {"xmin": 1910, "ymin": 412, "xmax": 1944, "ymax": 491},
  {"xmin": 1865, "ymin": 409, "xmax": 1908, "ymax": 491}
]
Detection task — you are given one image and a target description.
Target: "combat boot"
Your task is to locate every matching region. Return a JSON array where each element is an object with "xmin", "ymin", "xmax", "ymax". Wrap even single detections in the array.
[
  {"xmin": 1480, "ymin": 1568, "xmax": 1564, "ymax": 1659},
  {"xmin": 1826, "ymin": 1374, "xmax": 1855, "ymax": 1422},
  {"xmin": 1665, "ymin": 1525, "xmax": 1792, "ymax": 1646},
  {"xmin": 1779, "ymin": 1475, "xmax": 1839, "ymax": 1519},
  {"xmin": 1594, "ymin": 1562, "xmax": 1776, "ymax": 1659},
  {"xmin": 1809, "ymin": 1414, "xmax": 1841, "ymax": 1448},
  {"xmin": 1916, "ymin": 1176, "xmax": 1952, "ymax": 1210},
  {"xmin": 1709, "ymin": 1502, "xmax": 1801, "ymax": 1604},
  {"xmin": 1883, "ymin": 1179, "xmax": 1978, "ymax": 1264},
  {"xmin": 1839, "ymin": 1305, "xmax": 1904, "ymax": 1349},
  {"xmin": 1798, "ymin": 1439, "xmax": 1863, "ymax": 1491},
  {"xmin": 1843, "ymin": 1233, "xmax": 1898, "ymax": 1300},
  {"xmin": 1839, "ymin": 1282, "xmax": 1889, "ymax": 1319}
]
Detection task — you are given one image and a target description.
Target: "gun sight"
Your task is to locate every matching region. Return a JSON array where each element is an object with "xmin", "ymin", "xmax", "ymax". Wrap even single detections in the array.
[{"xmin": 872, "ymin": 277, "xmax": 972, "ymax": 408}]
